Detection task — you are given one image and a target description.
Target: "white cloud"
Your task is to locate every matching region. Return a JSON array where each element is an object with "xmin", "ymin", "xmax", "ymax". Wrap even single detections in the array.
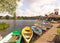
[{"xmin": 16, "ymin": 0, "xmax": 60, "ymax": 17}]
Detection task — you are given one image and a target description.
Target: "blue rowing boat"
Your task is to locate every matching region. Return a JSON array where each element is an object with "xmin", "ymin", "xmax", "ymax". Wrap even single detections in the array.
[{"xmin": 31, "ymin": 26, "xmax": 42, "ymax": 36}]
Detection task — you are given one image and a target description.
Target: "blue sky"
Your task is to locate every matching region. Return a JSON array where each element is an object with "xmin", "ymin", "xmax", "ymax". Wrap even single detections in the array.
[
  {"xmin": 0, "ymin": 0, "xmax": 60, "ymax": 16},
  {"xmin": 20, "ymin": 0, "xmax": 30, "ymax": 11}
]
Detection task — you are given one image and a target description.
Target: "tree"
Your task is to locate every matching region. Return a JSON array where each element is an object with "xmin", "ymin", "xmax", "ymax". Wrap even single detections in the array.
[
  {"xmin": 0, "ymin": 16, "xmax": 2, "ymax": 19},
  {"xmin": 12, "ymin": 13, "xmax": 17, "ymax": 20},
  {"xmin": 5, "ymin": 15, "xmax": 10, "ymax": 19},
  {"xmin": 17, "ymin": 16, "xmax": 20, "ymax": 19},
  {"xmin": 0, "ymin": 0, "xmax": 20, "ymax": 14},
  {"xmin": 0, "ymin": 0, "xmax": 20, "ymax": 29},
  {"xmin": 13, "ymin": 13, "xmax": 17, "ymax": 29},
  {"xmin": 45, "ymin": 14, "xmax": 48, "ymax": 17}
]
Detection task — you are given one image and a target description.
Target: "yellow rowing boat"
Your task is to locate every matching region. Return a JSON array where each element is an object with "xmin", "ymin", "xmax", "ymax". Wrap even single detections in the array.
[{"xmin": 22, "ymin": 26, "xmax": 33, "ymax": 43}]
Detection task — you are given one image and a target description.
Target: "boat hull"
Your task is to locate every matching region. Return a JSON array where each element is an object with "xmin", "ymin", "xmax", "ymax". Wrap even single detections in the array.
[
  {"xmin": 22, "ymin": 26, "xmax": 33, "ymax": 43},
  {"xmin": 0, "ymin": 30, "xmax": 22, "ymax": 43},
  {"xmin": 31, "ymin": 26, "xmax": 42, "ymax": 36}
]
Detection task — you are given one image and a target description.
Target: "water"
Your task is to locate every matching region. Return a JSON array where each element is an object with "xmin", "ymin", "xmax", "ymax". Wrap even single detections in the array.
[
  {"xmin": 0, "ymin": 20, "xmax": 48, "ymax": 43},
  {"xmin": 0, "ymin": 20, "xmax": 38, "ymax": 36}
]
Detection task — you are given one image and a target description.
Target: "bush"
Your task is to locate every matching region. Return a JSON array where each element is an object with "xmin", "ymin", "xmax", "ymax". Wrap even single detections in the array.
[{"xmin": 0, "ymin": 22, "xmax": 10, "ymax": 31}]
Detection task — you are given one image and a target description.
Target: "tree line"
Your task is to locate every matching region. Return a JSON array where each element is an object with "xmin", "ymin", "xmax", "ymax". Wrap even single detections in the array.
[{"xmin": 0, "ymin": 15, "xmax": 46, "ymax": 20}]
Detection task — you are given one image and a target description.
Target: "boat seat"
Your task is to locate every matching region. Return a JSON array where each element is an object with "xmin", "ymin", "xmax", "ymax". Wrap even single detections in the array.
[
  {"xmin": 9, "ymin": 35, "xmax": 16, "ymax": 40},
  {"xmin": 12, "ymin": 35, "xmax": 19, "ymax": 40},
  {"xmin": 24, "ymin": 33, "xmax": 31, "ymax": 36},
  {"xmin": 9, "ymin": 35, "xmax": 19, "ymax": 40}
]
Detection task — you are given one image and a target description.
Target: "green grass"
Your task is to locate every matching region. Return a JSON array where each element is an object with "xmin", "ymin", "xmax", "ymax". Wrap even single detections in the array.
[
  {"xmin": 57, "ymin": 28, "xmax": 60, "ymax": 34},
  {"xmin": 0, "ymin": 22, "xmax": 10, "ymax": 31}
]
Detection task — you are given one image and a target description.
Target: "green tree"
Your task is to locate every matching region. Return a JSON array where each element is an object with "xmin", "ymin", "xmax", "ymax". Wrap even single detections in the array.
[
  {"xmin": 13, "ymin": 13, "xmax": 17, "ymax": 29},
  {"xmin": 0, "ymin": 0, "xmax": 20, "ymax": 29},
  {"xmin": 17, "ymin": 16, "xmax": 20, "ymax": 19},
  {"xmin": 0, "ymin": 16, "xmax": 2, "ymax": 19},
  {"xmin": 0, "ymin": 0, "xmax": 20, "ymax": 14},
  {"xmin": 5, "ymin": 15, "xmax": 10, "ymax": 19},
  {"xmin": 13, "ymin": 13, "xmax": 17, "ymax": 20}
]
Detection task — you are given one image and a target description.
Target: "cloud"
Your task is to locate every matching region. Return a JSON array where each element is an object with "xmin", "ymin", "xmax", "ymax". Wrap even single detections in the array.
[{"xmin": 16, "ymin": 0, "xmax": 60, "ymax": 17}]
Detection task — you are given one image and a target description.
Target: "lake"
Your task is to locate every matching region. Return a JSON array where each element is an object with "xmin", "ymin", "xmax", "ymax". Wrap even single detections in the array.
[{"xmin": 0, "ymin": 20, "xmax": 38, "ymax": 36}]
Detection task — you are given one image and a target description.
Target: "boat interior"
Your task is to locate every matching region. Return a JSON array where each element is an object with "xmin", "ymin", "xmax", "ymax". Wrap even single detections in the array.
[
  {"xmin": 4, "ymin": 35, "xmax": 20, "ymax": 43},
  {"xmin": 9, "ymin": 35, "xmax": 19, "ymax": 40}
]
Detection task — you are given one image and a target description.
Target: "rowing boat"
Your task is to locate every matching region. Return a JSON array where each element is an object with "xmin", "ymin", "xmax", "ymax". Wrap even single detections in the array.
[
  {"xmin": 38, "ymin": 21, "xmax": 53, "ymax": 28},
  {"xmin": 22, "ymin": 26, "xmax": 33, "ymax": 43},
  {"xmin": 34, "ymin": 23, "xmax": 47, "ymax": 31},
  {"xmin": 34, "ymin": 22, "xmax": 52, "ymax": 30},
  {"xmin": 31, "ymin": 26, "xmax": 42, "ymax": 36},
  {"xmin": 0, "ymin": 30, "xmax": 22, "ymax": 43}
]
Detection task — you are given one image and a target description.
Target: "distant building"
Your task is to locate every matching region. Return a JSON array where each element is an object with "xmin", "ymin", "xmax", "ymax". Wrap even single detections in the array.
[
  {"xmin": 54, "ymin": 9, "xmax": 59, "ymax": 15},
  {"xmin": 46, "ymin": 9, "xmax": 60, "ymax": 21}
]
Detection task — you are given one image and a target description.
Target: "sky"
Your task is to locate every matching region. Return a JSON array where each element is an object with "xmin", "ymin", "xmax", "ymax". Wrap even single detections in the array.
[{"xmin": 0, "ymin": 0, "xmax": 60, "ymax": 16}]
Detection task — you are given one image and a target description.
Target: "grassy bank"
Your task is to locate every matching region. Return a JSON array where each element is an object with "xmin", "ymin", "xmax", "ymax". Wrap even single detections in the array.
[{"xmin": 0, "ymin": 22, "xmax": 10, "ymax": 31}]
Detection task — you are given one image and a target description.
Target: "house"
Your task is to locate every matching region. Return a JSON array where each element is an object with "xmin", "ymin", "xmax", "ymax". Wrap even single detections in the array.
[{"xmin": 46, "ymin": 9, "xmax": 60, "ymax": 21}]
